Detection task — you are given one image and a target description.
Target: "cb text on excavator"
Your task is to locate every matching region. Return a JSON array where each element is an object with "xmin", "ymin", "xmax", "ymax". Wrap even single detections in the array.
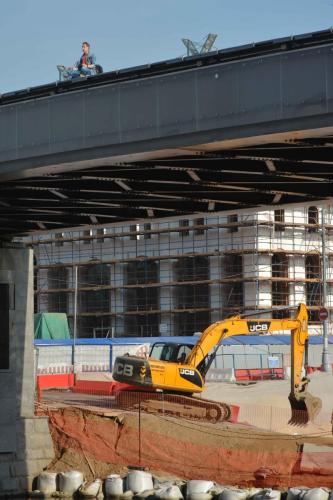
[{"xmin": 113, "ymin": 304, "xmax": 322, "ymax": 425}]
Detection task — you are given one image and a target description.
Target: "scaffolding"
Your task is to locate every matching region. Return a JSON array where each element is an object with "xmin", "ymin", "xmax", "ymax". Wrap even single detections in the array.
[{"xmin": 28, "ymin": 202, "xmax": 333, "ymax": 338}]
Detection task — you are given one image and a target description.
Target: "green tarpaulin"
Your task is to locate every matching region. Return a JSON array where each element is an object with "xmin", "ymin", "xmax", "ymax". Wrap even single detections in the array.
[{"xmin": 34, "ymin": 313, "xmax": 71, "ymax": 340}]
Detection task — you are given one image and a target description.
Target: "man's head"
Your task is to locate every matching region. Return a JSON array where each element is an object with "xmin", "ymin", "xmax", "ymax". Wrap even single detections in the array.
[{"xmin": 82, "ymin": 41, "xmax": 90, "ymax": 54}]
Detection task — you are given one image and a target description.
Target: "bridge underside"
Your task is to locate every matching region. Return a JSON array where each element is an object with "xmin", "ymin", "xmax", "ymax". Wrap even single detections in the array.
[
  {"xmin": 1, "ymin": 135, "xmax": 332, "ymax": 235},
  {"xmin": 1, "ymin": 28, "xmax": 333, "ymax": 236}
]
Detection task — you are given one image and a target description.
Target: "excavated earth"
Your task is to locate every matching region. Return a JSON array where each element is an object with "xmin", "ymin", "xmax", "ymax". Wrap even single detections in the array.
[
  {"xmin": 44, "ymin": 404, "xmax": 333, "ymax": 489},
  {"xmin": 41, "ymin": 370, "xmax": 333, "ymax": 488}
]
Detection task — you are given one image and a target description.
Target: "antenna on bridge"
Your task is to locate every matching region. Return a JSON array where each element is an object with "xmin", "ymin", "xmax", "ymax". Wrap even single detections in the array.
[{"xmin": 182, "ymin": 33, "xmax": 218, "ymax": 56}]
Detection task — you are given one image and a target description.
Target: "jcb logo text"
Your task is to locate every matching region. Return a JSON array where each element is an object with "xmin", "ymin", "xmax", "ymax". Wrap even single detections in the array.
[
  {"xmin": 247, "ymin": 321, "xmax": 271, "ymax": 333},
  {"xmin": 116, "ymin": 363, "xmax": 133, "ymax": 377},
  {"xmin": 179, "ymin": 369, "xmax": 195, "ymax": 376}
]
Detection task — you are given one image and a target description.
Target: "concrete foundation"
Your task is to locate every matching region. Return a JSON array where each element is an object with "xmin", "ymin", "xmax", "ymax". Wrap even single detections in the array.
[{"xmin": 0, "ymin": 246, "xmax": 54, "ymax": 495}]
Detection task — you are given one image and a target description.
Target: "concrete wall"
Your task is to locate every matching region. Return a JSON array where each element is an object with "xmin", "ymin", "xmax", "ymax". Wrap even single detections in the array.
[{"xmin": 0, "ymin": 246, "xmax": 54, "ymax": 494}]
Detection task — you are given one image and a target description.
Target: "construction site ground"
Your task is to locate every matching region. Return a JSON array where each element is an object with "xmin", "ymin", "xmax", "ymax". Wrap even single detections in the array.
[{"xmin": 41, "ymin": 371, "xmax": 333, "ymax": 489}]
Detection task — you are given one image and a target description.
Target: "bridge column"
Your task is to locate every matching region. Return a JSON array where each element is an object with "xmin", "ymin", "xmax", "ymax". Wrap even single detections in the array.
[{"xmin": 0, "ymin": 245, "xmax": 54, "ymax": 494}]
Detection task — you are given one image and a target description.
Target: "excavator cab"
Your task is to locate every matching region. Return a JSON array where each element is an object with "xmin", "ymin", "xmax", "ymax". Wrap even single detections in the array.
[{"xmin": 149, "ymin": 342, "xmax": 193, "ymax": 363}]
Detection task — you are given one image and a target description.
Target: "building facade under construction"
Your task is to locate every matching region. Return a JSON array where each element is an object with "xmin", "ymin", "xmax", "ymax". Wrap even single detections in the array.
[{"xmin": 28, "ymin": 200, "xmax": 333, "ymax": 338}]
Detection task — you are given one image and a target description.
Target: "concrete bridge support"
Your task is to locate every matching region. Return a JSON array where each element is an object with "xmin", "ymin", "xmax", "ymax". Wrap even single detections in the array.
[{"xmin": 0, "ymin": 246, "xmax": 54, "ymax": 494}]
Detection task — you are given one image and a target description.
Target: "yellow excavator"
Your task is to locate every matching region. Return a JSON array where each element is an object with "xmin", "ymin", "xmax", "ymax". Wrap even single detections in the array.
[{"xmin": 113, "ymin": 304, "xmax": 322, "ymax": 424}]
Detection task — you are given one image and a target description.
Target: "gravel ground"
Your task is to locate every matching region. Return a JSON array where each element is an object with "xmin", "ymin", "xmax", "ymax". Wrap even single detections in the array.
[{"xmin": 203, "ymin": 371, "xmax": 333, "ymax": 434}]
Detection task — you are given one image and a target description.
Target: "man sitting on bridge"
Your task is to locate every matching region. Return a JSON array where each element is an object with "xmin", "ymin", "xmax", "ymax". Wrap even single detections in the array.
[{"xmin": 57, "ymin": 41, "xmax": 100, "ymax": 80}]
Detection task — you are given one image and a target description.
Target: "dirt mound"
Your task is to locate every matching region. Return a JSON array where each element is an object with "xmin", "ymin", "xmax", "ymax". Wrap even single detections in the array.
[
  {"xmin": 47, "ymin": 448, "xmax": 128, "ymax": 481},
  {"xmin": 44, "ymin": 407, "xmax": 333, "ymax": 488}
]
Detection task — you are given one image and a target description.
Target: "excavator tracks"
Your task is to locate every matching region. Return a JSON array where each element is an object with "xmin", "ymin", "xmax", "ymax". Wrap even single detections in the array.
[{"xmin": 114, "ymin": 390, "xmax": 231, "ymax": 423}]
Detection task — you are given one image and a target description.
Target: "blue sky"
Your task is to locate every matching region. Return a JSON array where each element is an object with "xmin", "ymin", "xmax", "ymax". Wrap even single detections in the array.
[{"xmin": 1, "ymin": 0, "xmax": 332, "ymax": 93}]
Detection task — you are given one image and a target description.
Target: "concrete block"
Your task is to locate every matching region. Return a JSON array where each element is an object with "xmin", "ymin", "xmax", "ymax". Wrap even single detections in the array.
[
  {"xmin": 16, "ymin": 436, "xmax": 54, "ymax": 460},
  {"xmin": 15, "ymin": 448, "xmax": 27, "ymax": 461},
  {"xmin": 25, "ymin": 448, "xmax": 46, "ymax": 460},
  {"xmin": 19, "ymin": 390, "xmax": 35, "ymax": 418},
  {"xmin": 16, "ymin": 418, "xmax": 36, "ymax": 439},
  {"xmin": 46, "ymin": 440, "xmax": 55, "ymax": 454},
  {"xmin": 0, "ymin": 399, "xmax": 16, "ymax": 424},
  {"xmin": 10, "ymin": 459, "xmax": 45, "ymax": 477},
  {"xmin": 0, "ymin": 425, "xmax": 16, "ymax": 453},
  {"xmin": 21, "ymin": 418, "xmax": 35, "ymax": 434},
  {"xmin": 0, "ymin": 462, "xmax": 10, "ymax": 478},
  {"xmin": 28, "ymin": 432, "xmax": 53, "ymax": 451},
  {"xmin": 42, "ymin": 432, "xmax": 54, "ymax": 451},
  {"xmin": 0, "ymin": 453, "xmax": 12, "ymax": 464},
  {"xmin": 13, "ymin": 448, "xmax": 54, "ymax": 466},
  {"xmin": 0, "ymin": 375, "xmax": 15, "ymax": 399},
  {"xmin": 18, "ymin": 475, "xmax": 35, "ymax": 493},
  {"xmin": 18, "ymin": 437, "xmax": 53, "ymax": 460},
  {"xmin": 0, "ymin": 477, "xmax": 19, "ymax": 493},
  {"xmin": 33, "ymin": 417, "xmax": 50, "ymax": 434},
  {"xmin": 43, "ymin": 447, "xmax": 55, "ymax": 460}
]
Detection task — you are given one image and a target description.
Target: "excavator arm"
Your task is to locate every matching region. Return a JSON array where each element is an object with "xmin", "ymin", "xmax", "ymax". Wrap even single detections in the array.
[
  {"xmin": 186, "ymin": 303, "xmax": 321, "ymax": 423},
  {"xmin": 187, "ymin": 305, "xmax": 307, "ymax": 384}
]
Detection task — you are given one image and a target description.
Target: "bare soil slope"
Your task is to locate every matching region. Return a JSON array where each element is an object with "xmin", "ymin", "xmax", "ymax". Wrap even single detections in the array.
[{"xmin": 46, "ymin": 406, "xmax": 333, "ymax": 489}]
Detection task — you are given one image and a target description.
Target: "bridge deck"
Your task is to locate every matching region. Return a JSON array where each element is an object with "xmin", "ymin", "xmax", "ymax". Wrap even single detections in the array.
[{"xmin": 0, "ymin": 29, "xmax": 333, "ymax": 235}]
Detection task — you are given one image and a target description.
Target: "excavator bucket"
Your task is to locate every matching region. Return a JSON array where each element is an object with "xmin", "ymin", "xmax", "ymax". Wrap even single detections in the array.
[{"xmin": 288, "ymin": 392, "xmax": 322, "ymax": 425}]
